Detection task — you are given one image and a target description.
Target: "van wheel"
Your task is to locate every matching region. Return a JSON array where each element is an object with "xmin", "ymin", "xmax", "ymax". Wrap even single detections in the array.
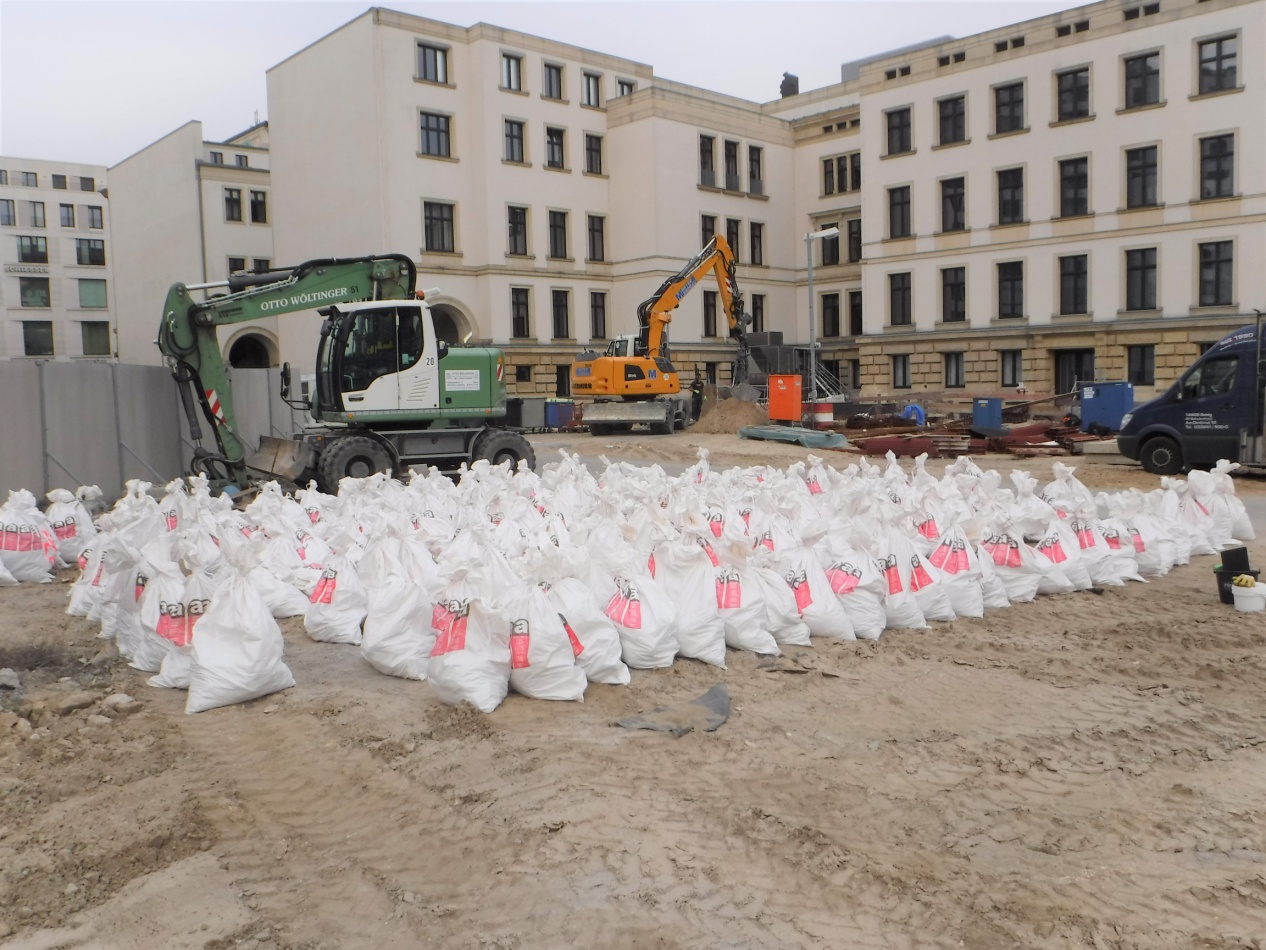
[{"xmin": 1140, "ymin": 436, "xmax": 1183, "ymax": 476}]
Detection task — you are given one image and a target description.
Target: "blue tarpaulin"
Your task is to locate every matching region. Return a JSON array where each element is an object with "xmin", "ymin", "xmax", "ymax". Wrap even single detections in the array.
[{"xmin": 737, "ymin": 425, "xmax": 848, "ymax": 448}]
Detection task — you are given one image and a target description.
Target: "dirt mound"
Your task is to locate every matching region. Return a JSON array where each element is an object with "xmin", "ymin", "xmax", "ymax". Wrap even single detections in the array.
[{"xmin": 691, "ymin": 398, "xmax": 768, "ymax": 434}]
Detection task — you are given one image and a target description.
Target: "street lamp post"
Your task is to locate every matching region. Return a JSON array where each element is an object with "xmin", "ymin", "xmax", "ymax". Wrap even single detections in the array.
[{"xmin": 805, "ymin": 226, "xmax": 839, "ymax": 407}]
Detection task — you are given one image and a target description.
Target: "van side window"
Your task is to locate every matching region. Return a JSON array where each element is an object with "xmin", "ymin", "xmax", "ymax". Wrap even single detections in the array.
[{"xmin": 1182, "ymin": 356, "xmax": 1237, "ymax": 400}]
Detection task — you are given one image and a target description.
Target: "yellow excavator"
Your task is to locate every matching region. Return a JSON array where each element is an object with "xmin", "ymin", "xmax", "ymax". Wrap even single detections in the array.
[{"xmin": 571, "ymin": 235, "xmax": 751, "ymax": 435}]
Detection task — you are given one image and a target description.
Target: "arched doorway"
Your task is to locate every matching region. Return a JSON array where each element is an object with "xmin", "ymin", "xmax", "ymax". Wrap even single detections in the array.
[
  {"xmin": 228, "ymin": 334, "xmax": 272, "ymax": 368},
  {"xmin": 429, "ymin": 302, "xmax": 474, "ymax": 344}
]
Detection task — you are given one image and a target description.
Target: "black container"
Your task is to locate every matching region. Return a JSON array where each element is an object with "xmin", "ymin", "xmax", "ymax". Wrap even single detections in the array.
[
  {"xmin": 1214, "ymin": 567, "xmax": 1260, "ymax": 605},
  {"xmin": 1221, "ymin": 546, "xmax": 1251, "ymax": 574}
]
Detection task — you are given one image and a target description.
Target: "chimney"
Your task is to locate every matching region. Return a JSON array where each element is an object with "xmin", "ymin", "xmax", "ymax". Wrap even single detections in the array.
[{"xmin": 780, "ymin": 72, "xmax": 799, "ymax": 98}]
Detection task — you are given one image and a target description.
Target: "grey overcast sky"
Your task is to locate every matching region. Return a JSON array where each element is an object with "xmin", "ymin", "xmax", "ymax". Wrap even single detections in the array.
[{"xmin": 1, "ymin": 0, "xmax": 1083, "ymax": 167}]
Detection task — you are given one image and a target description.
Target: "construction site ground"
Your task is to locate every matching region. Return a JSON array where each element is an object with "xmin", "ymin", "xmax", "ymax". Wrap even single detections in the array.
[{"xmin": 3, "ymin": 428, "xmax": 1266, "ymax": 950}]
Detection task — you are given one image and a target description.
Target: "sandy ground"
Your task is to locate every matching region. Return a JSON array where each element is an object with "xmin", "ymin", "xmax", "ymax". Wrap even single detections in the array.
[{"xmin": 3, "ymin": 432, "xmax": 1266, "ymax": 950}]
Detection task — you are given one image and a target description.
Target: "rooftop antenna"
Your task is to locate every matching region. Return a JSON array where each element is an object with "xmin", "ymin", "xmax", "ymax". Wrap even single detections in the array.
[{"xmin": 254, "ymin": 110, "xmax": 260, "ymax": 125}]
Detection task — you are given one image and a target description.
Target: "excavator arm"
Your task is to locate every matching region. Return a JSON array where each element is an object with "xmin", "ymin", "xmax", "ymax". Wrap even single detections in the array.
[{"xmin": 156, "ymin": 254, "xmax": 417, "ymax": 487}]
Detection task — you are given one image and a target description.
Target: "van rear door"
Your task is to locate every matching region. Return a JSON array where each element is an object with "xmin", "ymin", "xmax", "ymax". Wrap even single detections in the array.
[{"xmin": 1176, "ymin": 352, "xmax": 1244, "ymax": 465}]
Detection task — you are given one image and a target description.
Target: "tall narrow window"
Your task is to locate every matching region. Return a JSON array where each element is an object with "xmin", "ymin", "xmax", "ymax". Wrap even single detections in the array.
[
  {"xmin": 587, "ymin": 215, "xmax": 605, "ymax": 261},
  {"xmin": 59, "ymin": 204, "xmax": 75, "ymax": 228},
  {"xmin": 1056, "ymin": 67, "xmax": 1091, "ymax": 120},
  {"xmin": 701, "ymin": 214, "xmax": 717, "ymax": 250},
  {"xmin": 1125, "ymin": 146, "xmax": 1158, "ymax": 208},
  {"xmin": 748, "ymin": 146, "xmax": 764, "ymax": 194},
  {"xmin": 846, "ymin": 218, "xmax": 862, "ymax": 262},
  {"xmin": 821, "ymin": 293, "xmax": 841, "ymax": 337},
  {"xmin": 750, "ymin": 294, "xmax": 765, "ymax": 333},
  {"xmin": 726, "ymin": 218, "xmax": 741, "ymax": 261},
  {"xmin": 724, "ymin": 141, "xmax": 740, "ymax": 191},
  {"xmin": 87, "ymin": 206, "xmax": 103, "ymax": 229},
  {"xmin": 892, "ymin": 354, "xmax": 912, "ymax": 389},
  {"xmin": 545, "ymin": 127, "xmax": 565, "ymax": 168},
  {"xmin": 820, "ymin": 222, "xmax": 839, "ymax": 266},
  {"xmin": 590, "ymin": 291, "xmax": 607, "ymax": 339},
  {"xmin": 1198, "ymin": 36, "xmax": 1237, "ymax": 94},
  {"xmin": 584, "ymin": 134, "xmax": 603, "ymax": 174},
  {"xmin": 1059, "ymin": 158, "xmax": 1089, "ymax": 216},
  {"xmin": 886, "ymin": 108, "xmax": 912, "ymax": 155},
  {"xmin": 419, "ymin": 112, "xmax": 451, "ymax": 157},
  {"xmin": 1200, "ymin": 135, "xmax": 1234, "ymax": 199},
  {"xmin": 250, "ymin": 190, "xmax": 267, "ymax": 224},
  {"xmin": 1125, "ymin": 248, "xmax": 1157, "ymax": 310},
  {"xmin": 942, "ymin": 267, "xmax": 966, "ymax": 322},
  {"xmin": 997, "ymin": 168, "xmax": 1024, "ymax": 224},
  {"xmin": 703, "ymin": 290, "xmax": 718, "ymax": 337},
  {"xmin": 941, "ymin": 177, "xmax": 965, "ymax": 232},
  {"xmin": 29, "ymin": 202, "xmax": 45, "ymax": 228},
  {"xmin": 0, "ymin": 200, "xmax": 14, "ymax": 226},
  {"xmin": 511, "ymin": 288, "xmax": 531, "ymax": 338},
  {"xmin": 699, "ymin": 135, "xmax": 716, "ymax": 186},
  {"xmin": 823, "ymin": 157, "xmax": 836, "ymax": 196},
  {"xmin": 888, "ymin": 186, "xmax": 911, "ymax": 238},
  {"xmin": 552, "ymin": 289, "xmax": 570, "ymax": 339},
  {"xmin": 1198, "ymin": 240, "xmax": 1233, "ymax": 306},
  {"xmin": 1059, "ymin": 254, "xmax": 1088, "ymax": 314},
  {"xmin": 1128, "ymin": 345, "xmax": 1156, "ymax": 385},
  {"xmin": 582, "ymin": 72, "xmax": 601, "ymax": 107},
  {"xmin": 848, "ymin": 291, "xmax": 863, "ymax": 336},
  {"xmin": 548, "ymin": 210, "xmax": 568, "ymax": 259},
  {"xmin": 945, "ymin": 352, "xmax": 965, "ymax": 388},
  {"xmin": 997, "ymin": 261, "xmax": 1024, "ymax": 317},
  {"xmin": 76, "ymin": 238, "xmax": 106, "ymax": 265},
  {"xmin": 938, "ymin": 96, "xmax": 966, "ymax": 145},
  {"xmin": 507, "ymin": 206, "xmax": 528, "ymax": 256},
  {"xmin": 889, "ymin": 273, "xmax": 912, "ymax": 325},
  {"xmin": 1000, "ymin": 350, "xmax": 1024, "ymax": 387},
  {"xmin": 543, "ymin": 63, "xmax": 563, "ymax": 100},
  {"xmin": 1124, "ymin": 52, "xmax": 1161, "ymax": 108},
  {"xmin": 418, "ymin": 44, "xmax": 449, "ymax": 83},
  {"xmin": 423, "ymin": 202, "xmax": 455, "ymax": 252},
  {"xmin": 994, "ymin": 82, "xmax": 1025, "ymax": 132},
  {"xmin": 849, "ymin": 152, "xmax": 861, "ymax": 191},
  {"xmin": 501, "ymin": 53, "xmax": 522, "ymax": 91},
  {"xmin": 504, "ymin": 120, "xmax": 525, "ymax": 163},
  {"xmin": 749, "ymin": 222, "xmax": 763, "ymax": 265}
]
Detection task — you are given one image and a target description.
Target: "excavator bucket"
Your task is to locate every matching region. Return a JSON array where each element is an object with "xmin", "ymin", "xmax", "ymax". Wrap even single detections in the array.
[
  {"xmin": 730, "ymin": 381, "xmax": 759, "ymax": 402},
  {"xmin": 245, "ymin": 436, "xmax": 314, "ymax": 482}
]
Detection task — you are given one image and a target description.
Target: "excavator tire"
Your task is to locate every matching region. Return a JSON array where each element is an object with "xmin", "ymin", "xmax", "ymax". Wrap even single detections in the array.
[
  {"xmin": 317, "ymin": 435, "xmax": 394, "ymax": 492},
  {"xmin": 473, "ymin": 428, "xmax": 537, "ymax": 471},
  {"xmin": 589, "ymin": 423, "xmax": 612, "ymax": 437}
]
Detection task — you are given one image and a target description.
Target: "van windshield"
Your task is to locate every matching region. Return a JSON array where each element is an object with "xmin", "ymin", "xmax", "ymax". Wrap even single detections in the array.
[{"xmin": 1182, "ymin": 355, "xmax": 1237, "ymax": 399}]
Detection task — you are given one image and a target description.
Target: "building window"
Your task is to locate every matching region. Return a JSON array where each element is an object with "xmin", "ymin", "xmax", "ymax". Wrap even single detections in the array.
[
  {"xmin": 726, "ymin": 218, "xmax": 741, "ymax": 261},
  {"xmin": 1124, "ymin": 52, "xmax": 1161, "ymax": 109},
  {"xmin": 551, "ymin": 289, "xmax": 570, "ymax": 339},
  {"xmin": 749, "ymin": 222, "xmax": 763, "ymax": 265},
  {"xmin": 997, "ymin": 168, "xmax": 1024, "ymax": 224},
  {"xmin": 20, "ymin": 280, "xmax": 51, "ymax": 310},
  {"xmin": 938, "ymin": 96, "xmax": 966, "ymax": 145},
  {"xmin": 235, "ymin": 155, "xmax": 248, "ymax": 168},
  {"xmin": 846, "ymin": 218, "xmax": 862, "ymax": 262},
  {"xmin": 60, "ymin": 204, "xmax": 75, "ymax": 228},
  {"xmin": 0, "ymin": 171, "xmax": 6, "ymax": 184},
  {"xmin": 886, "ymin": 108, "xmax": 912, "ymax": 155},
  {"xmin": 701, "ymin": 214, "xmax": 717, "ymax": 250},
  {"xmin": 1200, "ymin": 134, "xmax": 1234, "ymax": 199},
  {"xmin": 1000, "ymin": 349, "xmax": 1023, "ymax": 387},
  {"xmin": 748, "ymin": 146, "xmax": 763, "ymax": 194},
  {"xmin": 820, "ymin": 221, "xmax": 840, "ymax": 265},
  {"xmin": 23, "ymin": 319, "xmax": 53, "ymax": 354},
  {"xmin": 80, "ymin": 177, "xmax": 95, "ymax": 192},
  {"xmin": 81, "ymin": 321, "xmax": 110, "ymax": 356},
  {"xmin": 249, "ymin": 191, "xmax": 267, "ymax": 224},
  {"xmin": 889, "ymin": 272, "xmax": 912, "ymax": 325},
  {"xmin": 825, "ymin": 154, "xmax": 860, "ymax": 195},
  {"xmin": 545, "ymin": 127, "xmax": 565, "ymax": 168},
  {"xmin": 20, "ymin": 171, "xmax": 37, "ymax": 187},
  {"xmin": 584, "ymin": 134, "xmax": 603, "ymax": 174},
  {"xmin": 848, "ymin": 290, "xmax": 863, "ymax": 336},
  {"xmin": 0, "ymin": 200, "xmax": 13, "ymax": 226},
  {"xmin": 1198, "ymin": 240, "xmax": 1233, "ymax": 306},
  {"xmin": 507, "ymin": 206, "xmax": 528, "ymax": 256},
  {"xmin": 228, "ymin": 257, "xmax": 246, "ymax": 274},
  {"xmin": 511, "ymin": 288, "xmax": 531, "ymax": 338},
  {"xmin": 703, "ymin": 290, "xmax": 718, "ymax": 337},
  {"xmin": 514, "ymin": 365, "xmax": 532, "ymax": 384},
  {"xmin": 942, "ymin": 267, "xmax": 965, "ymax": 322},
  {"xmin": 587, "ymin": 215, "xmax": 605, "ymax": 261},
  {"xmin": 888, "ymin": 186, "xmax": 911, "ymax": 238},
  {"xmin": 417, "ymin": 43, "xmax": 449, "ymax": 83},
  {"xmin": 504, "ymin": 120, "xmax": 525, "ymax": 163},
  {"xmin": 590, "ymin": 291, "xmax": 607, "ymax": 339},
  {"xmin": 945, "ymin": 352, "xmax": 965, "ymax": 388},
  {"xmin": 1125, "ymin": 248, "xmax": 1157, "ymax": 310},
  {"xmin": 614, "ymin": 79, "xmax": 634, "ymax": 96},
  {"xmin": 751, "ymin": 294, "xmax": 765, "ymax": 333},
  {"xmin": 501, "ymin": 53, "xmax": 522, "ymax": 91},
  {"xmin": 1128, "ymin": 345, "xmax": 1155, "ymax": 385},
  {"xmin": 29, "ymin": 202, "xmax": 45, "ymax": 228},
  {"xmin": 941, "ymin": 177, "xmax": 965, "ymax": 232},
  {"xmin": 1198, "ymin": 36, "xmax": 1237, "ymax": 94},
  {"xmin": 1059, "ymin": 158, "xmax": 1089, "ymax": 216},
  {"xmin": 419, "ymin": 112, "xmax": 451, "ymax": 157},
  {"xmin": 18, "ymin": 235, "xmax": 48, "ymax": 263},
  {"xmin": 423, "ymin": 201, "xmax": 455, "ymax": 252},
  {"xmin": 548, "ymin": 210, "xmax": 568, "ymax": 259},
  {"xmin": 723, "ymin": 140, "xmax": 740, "ymax": 191},
  {"xmin": 224, "ymin": 188, "xmax": 242, "ymax": 222},
  {"xmin": 998, "ymin": 261, "xmax": 1024, "ymax": 317},
  {"xmin": 536, "ymin": 67, "xmax": 563, "ymax": 106},
  {"xmin": 822, "ymin": 292, "xmax": 841, "ymax": 337},
  {"xmin": 253, "ymin": 259, "xmax": 271, "ymax": 273},
  {"xmin": 995, "ymin": 82, "xmax": 1025, "ymax": 132},
  {"xmin": 1059, "ymin": 255, "xmax": 1088, "ymax": 315},
  {"xmin": 78, "ymin": 278, "xmax": 108, "ymax": 309},
  {"xmin": 892, "ymin": 354, "xmax": 911, "ymax": 389},
  {"xmin": 1057, "ymin": 67, "xmax": 1091, "ymax": 120},
  {"xmin": 555, "ymin": 365, "xmax": 571, "ymax": 397},
  {"xmin": 699, "ymin": 135, "xmax": 716, "ymax": 187},
  {"xmin": 52, "ymin": 174, "xmax": 67, "ymax": 190},
  {"xmin": 823, "ymin": 158, "xmax": 835, "ymax": 195},
  {"xmin": 209, "ymin": 151, "xmax": 223, "ymax": 165},
  {"xmin": 582, "ymin": 72, "xmax": 601, "ymax": 107},
  {"xmin": 87, "ymin": 206, "xmax": 103, "ymax": 229},
  {"xmin": 1125, "ymin": 146, "xmax": 1158, "ymax": 208}
]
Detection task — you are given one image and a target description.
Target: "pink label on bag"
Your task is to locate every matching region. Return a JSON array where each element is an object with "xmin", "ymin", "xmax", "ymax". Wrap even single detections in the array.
[
  {"xmin": 605, "ymin": 579, "xmax": 643, "ymax": 629},
  {"xmin": 1129, "ymin": 528, "xmax": 1146, "ymax": 553},
  {"xmin": 757, "ymin": 533, "xmax": 774, "ymax": 552},
  {"xmin": 510, "ymin": 619, "xmax": 530, "ymax": 670},
  {"xmin": 134, "ymin": 574, "xmax": 148, "ymax": 602},
  {"xmin": 165, "ymin": 511, "xmax": 178, "ymax": 531},
  {"xmin": 1073, "ymin": 521, "xmax": 1095, "ymax": 549},
  {"xmin": 916, "ymin": 517, "xmax": 938, "ymax": 540},
  {"xmin": 983, "ymin": 536, "xmax": 1021, "ymax": 568},
  {"xmin": 909, "ymin": 556, "xmax": 933, "ymax": 592},
  {"xmin": 715, "ymin": 569, "xmax": 741, "ymax": 610},
  {"xmin": 707, "ymin": 513, "xmax": 724, "ymax": 538},
  {"xmin": 310, "ymin": 568, "xmax": 338, "ymax": 604},
  {"xmin": 697, "ymin": 537, "xmax": 720, "ymax": 567},
  {"xmin": 560, "ymin": 615, "xmax": 584, "ymax": 657},
  {"xmin": 1103, "ymin": 530, "xmax": 1121, "ymax": 550},
  {"xmin": 77, "ymin": 553, "xmax": 89, "ymax": 571},
  {"xmin": 156, "ymin": 601, "xmax": 188, "ymax": 646},
  {"xmin": 806, "ymin": 478, "xmax": 823, "ymax": 495},
  {"xmin": 53, "ymin": 518, "xmax": 77, "ymax": 540},
  {"xmin": 647, "ymin": 553, "xmax": 656, "ymax": 578},
  {"xmin": 786, "ymin": 570, "xmax": 812, "ymax": 613},
  {"xmin": 826, "ymin": 562, "xmax": 861, "ymax": 595},
  {"xmin": 1037, "ymin": 537, "xmax": 1067, "ymax": 564},
  {"xmin": 930, "ymin": 539, "xmax": 966, "ymax": 574},
  {"xmin": 739, "ymin": 509, "xmax": 752, "ymax": 530},
  {"xmin": 878, "ymin": 556, "xmax": 902, "ymax": 595},
  {"xmin": 306, "ymin": 508, "xmax": 320, "ymax": 525},
  {"xmin": 91, "ymin": 562, "xmax": 105, "ymax": 587}
]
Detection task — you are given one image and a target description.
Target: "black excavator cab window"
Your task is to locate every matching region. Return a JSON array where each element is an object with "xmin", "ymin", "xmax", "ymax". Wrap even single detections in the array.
[{"xmin": 341, "ymin": 309, "xmax": 399, "ymax": 393}]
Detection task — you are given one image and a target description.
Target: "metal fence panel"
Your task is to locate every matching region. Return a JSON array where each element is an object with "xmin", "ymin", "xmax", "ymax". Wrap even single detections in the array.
[
  {"xmin": 115, "ymin": 364, "xmax": 185, "ymax": 491},
  {"xmin": 0, "ymin": 362, "xmax": 46, "ymax": 499},
  {"xmin": 41, "ymin": 361, "xmax": 122, "ymax": 497}
]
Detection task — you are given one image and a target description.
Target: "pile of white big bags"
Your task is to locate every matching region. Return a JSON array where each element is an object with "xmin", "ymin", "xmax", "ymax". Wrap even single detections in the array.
[{"xmin": 1, "ymin": 451, "xmax": 1254, "ymax": 714}]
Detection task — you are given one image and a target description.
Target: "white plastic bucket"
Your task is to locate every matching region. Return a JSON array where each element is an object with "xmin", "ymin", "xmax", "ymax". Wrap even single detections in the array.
[{"xmin": 1231, "ymin": 583, "xmax": 1266, "ymax": 613}]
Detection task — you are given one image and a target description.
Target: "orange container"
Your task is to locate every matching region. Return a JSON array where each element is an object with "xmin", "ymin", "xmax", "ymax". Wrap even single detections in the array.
[{"xmin": 767, "ymin": 374, "xmax": 803, "ymax": 422}]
